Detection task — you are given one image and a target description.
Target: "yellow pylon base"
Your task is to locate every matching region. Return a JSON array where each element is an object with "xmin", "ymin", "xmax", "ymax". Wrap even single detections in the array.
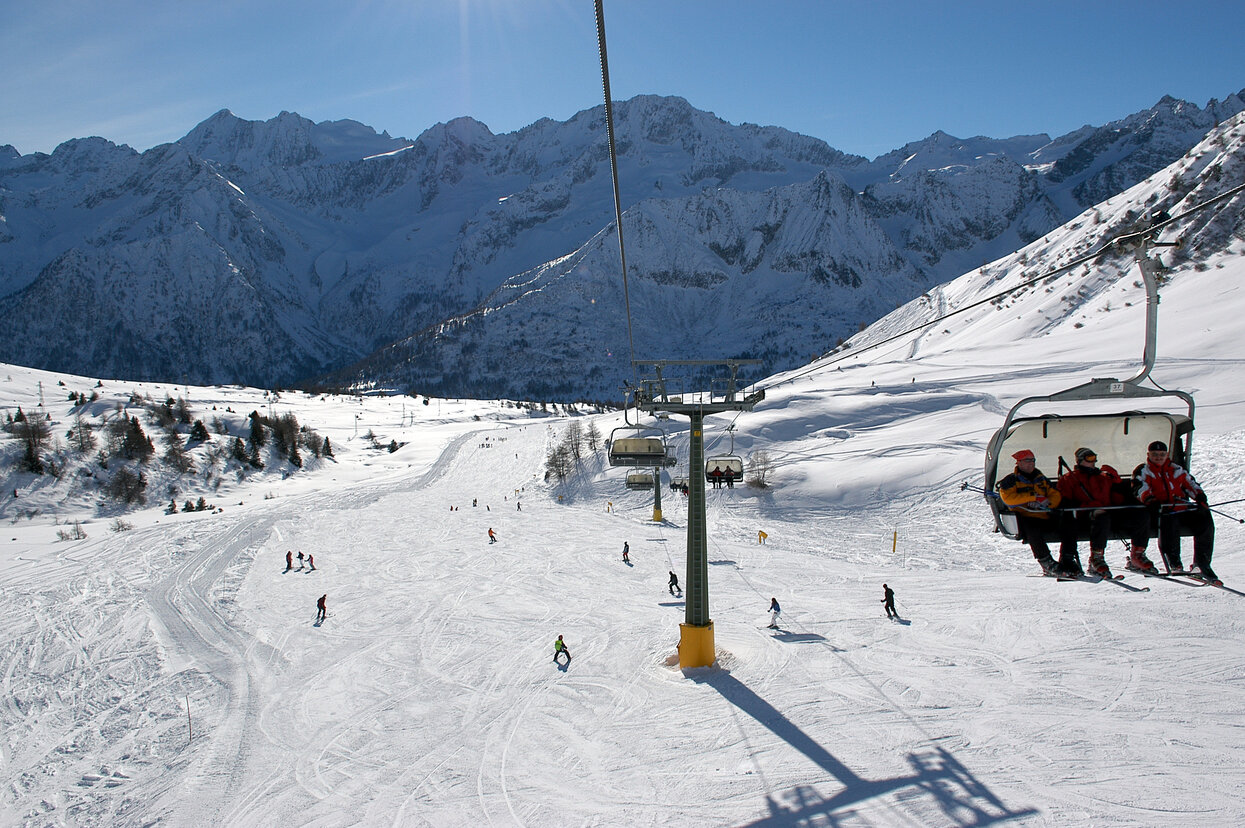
[
  {"xmin": 678, "ymin": 622, "xmax": 715, "ymax": 669},
  {"xmin": 652, "ymin": 508, "xmax": 663, "ymax": 522}
]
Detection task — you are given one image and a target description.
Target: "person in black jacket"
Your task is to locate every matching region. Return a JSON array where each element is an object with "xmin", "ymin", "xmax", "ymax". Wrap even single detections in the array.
[{"xmin": 882, "ymin": 584, "xmax": 898, "ymax": 619}]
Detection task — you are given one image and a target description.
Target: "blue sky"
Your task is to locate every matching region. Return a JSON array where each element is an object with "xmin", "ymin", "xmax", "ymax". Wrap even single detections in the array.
[{"xmin": 3, "ymin": 0, "xmax": 1243, "ymax": 159}]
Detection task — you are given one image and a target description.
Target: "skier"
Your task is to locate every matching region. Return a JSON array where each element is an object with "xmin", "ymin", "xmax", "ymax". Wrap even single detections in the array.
[
  {"xmin": 307, "ymin": 553, "xmax": 316, "ymax": 571},
  {"xmin": 882, "ymin": 584, "xmax": 898, "ymax": 619},
  {"xmin": 1131, "ymin": 440, "xmax": 1218, "ymax": 582},
  {"xmin": 997, "ymin": 449, "xmax": 1064, "ymax": 575},
  {"xmin": 1056, "ymin": 447, "xmax": 1123, "ymax": 576},
  {"xmin": 316, "ymin": 594, "xmax": 327, "ymax": 623},
  {"xmin": 622, "ymin": 542, "xmax": 630, "ymax": 563},
  {"xmin": 488, "ymin": 528, "xmax": 497, "ymax": 544},
  {"xmin": 768, "ymin": 597, "xmax": 782, "ymax": 629},
  {"xmin": 553, "ymin": 634, "xmax": 571, "ymax": 664},
  {"xmin": 285, "ymin": 550, "xmax": 293, "ymax": 571},
  {"xmin": 669, "ymin": 571, "xmax": 681, "ymax": 596},
  {"xmin": 297, "ymin": 551, "xmax": 305, "ymax": 569}
]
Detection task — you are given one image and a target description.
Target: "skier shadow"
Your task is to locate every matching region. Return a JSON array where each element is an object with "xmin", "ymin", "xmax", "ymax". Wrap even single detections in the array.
[
  {"xmin": 690, "ymin": 670, "xmax": 1037, "ymax": 827},
  {"xmin": 659, "ymin": 600, "xmax": 684, "ymax": 607},
  {"xmin": 768, "ymin": 630, "xmax": 827, "ymax": 644},
  {"xmin": 890, "ymin": 618, "xmax": 912, "ymax": 626}
]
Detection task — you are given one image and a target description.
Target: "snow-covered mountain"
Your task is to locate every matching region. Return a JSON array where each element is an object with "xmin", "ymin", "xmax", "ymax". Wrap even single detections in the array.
[
  {"xmin": 2, "ymin": 101, "xmax": 1244, "ymax": 824},
  {"xmin": 1, "ymin": 92, "xmax": 1241, "ymax": 396}
]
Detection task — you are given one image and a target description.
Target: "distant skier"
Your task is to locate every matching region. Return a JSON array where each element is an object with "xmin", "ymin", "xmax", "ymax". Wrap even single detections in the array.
[
  {"xmin": 553, "ymin": 634, "xmax": 571, "ymax": 664},
  {"xmin": 285, "ymin": 550, "xmax": 293, "ymax": 571},
  {"xmin": 768, "ymin": 597, "xmax": 782, "ymax": 629},
  {"xmin": 297, "ymin": 551, "xmax": 305, "ymax": 569},
  {"xmin": 669, "ymin": 571, "xmax": 681, "ymax": 596},
  {"xmin": 488, "ymin": 527, "xmax": 497, "ymax": 544},
  {"xmin": 882, "ymin": 584, "xmax": 898, "ymax": 619},
  {"xmin": 622, "ymin": 542, "xmax": 630, "ymax": 563},
  {"xmin": 307, "ymin": 553, "xmax": 315, "ymax": 571},
  {"xmin": 517, "ymin": 502, "xmax": 522, "ymax": 511},
  {"xmin": 316, "ymin": 594, "xmax": 327, "ymax": 623}
]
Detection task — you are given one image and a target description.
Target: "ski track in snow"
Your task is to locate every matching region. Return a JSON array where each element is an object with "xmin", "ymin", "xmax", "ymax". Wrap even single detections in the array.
[{"xmin": 2, "ymin": 404, "xmax": 1245, "ymax": 824}]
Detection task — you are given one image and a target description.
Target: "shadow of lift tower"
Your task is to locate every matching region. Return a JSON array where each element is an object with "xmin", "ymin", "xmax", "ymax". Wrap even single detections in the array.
[{"xmin": 635, "ymin": 359, "xmax": 764, "ymax": 669}]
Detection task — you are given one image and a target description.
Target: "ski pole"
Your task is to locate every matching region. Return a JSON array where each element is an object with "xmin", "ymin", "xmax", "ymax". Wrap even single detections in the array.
[{"xmin": 1209, "ymin": 507, "xmax": 1245, "ymax": 524}]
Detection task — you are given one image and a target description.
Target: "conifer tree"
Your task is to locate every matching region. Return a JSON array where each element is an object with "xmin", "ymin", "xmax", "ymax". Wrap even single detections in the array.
[{"xmin": 189, "ymin": 420, "xmax": 211, "ymax": 443}]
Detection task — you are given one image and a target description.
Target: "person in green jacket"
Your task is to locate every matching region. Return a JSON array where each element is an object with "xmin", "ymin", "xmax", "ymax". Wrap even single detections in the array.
[{"xmin": 554, "ymin": 635, "xmax": 571, "ymax": 664}]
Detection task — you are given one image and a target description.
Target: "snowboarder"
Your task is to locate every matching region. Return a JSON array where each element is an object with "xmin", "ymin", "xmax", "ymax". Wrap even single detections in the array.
[
  {"xmin": 554, "ymin": 634, "xmax": 571, "ymax": 664},
  {"xmin": 307, "ymin": 553, "xmax": 315, "ymax": 571},
  {"xmin": 316, "ymin": 594, "xmax": 327, "ymax": 622},
  {"xmin": 488, "ymin": 527, "xmax": 497, "ymax": 544},
  {"xmin": 882, "ymin": 584, "xmax": 898, "ymax": 619},
  {"xmin": 768, "ymin": 597, "xmax": 782, "ymax": 629},
  {"xmin": 285, "ymin": 550, "xmax": 293, "ymax": 571},
  {"xmin": 622, "ymin": 542, "xmax": 630, "ymax": 563},
  {"xmin": 669, "ymin": 571, "xmax": 681, "ymax": 596}
]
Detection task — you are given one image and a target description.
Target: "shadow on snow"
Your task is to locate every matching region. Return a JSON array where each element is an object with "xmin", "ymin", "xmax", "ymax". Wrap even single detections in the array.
[{"xmin": 691, "ymin": 669, "xmax": 1038, "ymax": 827}]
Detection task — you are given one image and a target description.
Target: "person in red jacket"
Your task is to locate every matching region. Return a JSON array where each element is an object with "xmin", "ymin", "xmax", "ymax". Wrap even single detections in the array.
[
  {"xmin": 1131, "ymin": 441, "xmax": 1217, "ymax": 581},
  {"xmin": 1057, "ymin": 447, "xmax": 1131, "ymax": 576}
]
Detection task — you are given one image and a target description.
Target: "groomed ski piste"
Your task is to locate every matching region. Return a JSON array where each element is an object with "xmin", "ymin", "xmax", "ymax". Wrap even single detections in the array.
[{"xmin": 3, "ymin": 177, "xmax": 1245, "ymax": 823}]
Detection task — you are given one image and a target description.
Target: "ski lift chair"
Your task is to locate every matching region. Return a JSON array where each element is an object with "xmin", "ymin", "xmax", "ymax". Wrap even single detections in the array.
[
  {"xmin": 986, "ymin": 396, "xmax": 1195, "ymax": 546},
  {"xmin": 608, "ymin": 425, "xmax": 675, "ymax": 468},
  {"xmin": 985, "ymin": 239, "xmax": 1201, "ymax": 549},
  {"xmin": 626, "ymin": 470, "xmax": 658, "ymax": 491},
  {"xmin": 704, "ymin": 455, "xmax": 744, "ymax": 485}
]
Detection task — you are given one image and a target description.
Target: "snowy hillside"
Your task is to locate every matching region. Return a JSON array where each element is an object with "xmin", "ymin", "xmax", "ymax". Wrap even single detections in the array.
[
  {"xmin": 1, "ymin": 91, "xmax": 1242, "ymax": 397},
  {"xmin": 2, "ymin": 119, "xmax": 1244, "ymax": 824}
]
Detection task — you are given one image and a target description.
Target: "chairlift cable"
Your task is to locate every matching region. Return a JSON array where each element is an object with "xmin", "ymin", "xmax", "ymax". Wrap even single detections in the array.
[
  {"xmin": 594, "ymin": 0, "xmax": 640, "ymax": 393},
  {"xmin": 756, "ymin": 180, "xmax": 1245, "ymax": 395}
]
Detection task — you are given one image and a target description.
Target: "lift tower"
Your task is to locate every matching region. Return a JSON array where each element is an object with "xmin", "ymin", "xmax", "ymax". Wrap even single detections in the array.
[{"xmin": 634, "ymin": 360, "xmax": 763, "ymax": 668}]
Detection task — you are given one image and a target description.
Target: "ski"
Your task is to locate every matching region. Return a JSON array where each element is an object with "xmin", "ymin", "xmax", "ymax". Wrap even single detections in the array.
[
  {"xmin": 1182, "ymin": 573, "xmax": 1240, "ymax": 593},
  {"xmin": 1069, "ymin": 573, "xmax": 1148, "ymax": 591},
  {"xmin": 1131, "ymin": 570, "xmax": 1208, "ymax": 587}
]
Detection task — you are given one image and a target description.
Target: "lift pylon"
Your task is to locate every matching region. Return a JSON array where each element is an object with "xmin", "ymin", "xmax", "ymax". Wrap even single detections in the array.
[{"xmin": 634, "ymin": 360, "xmax": 764, "ymax": 668}]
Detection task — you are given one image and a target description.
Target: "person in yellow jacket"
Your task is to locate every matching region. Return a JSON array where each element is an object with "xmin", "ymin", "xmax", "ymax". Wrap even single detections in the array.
[
  {"xmin": 553, "ymin": 635, "xmax": 571, "ymax": 665},
  {"xmin": 997, "ymin": 449, "xmax": 1064, "ymax": 575}
]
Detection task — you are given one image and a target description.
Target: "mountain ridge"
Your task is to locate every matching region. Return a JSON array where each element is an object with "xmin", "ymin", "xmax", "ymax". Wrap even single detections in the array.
[{"xmin": 1, "ymin": 90, "xmax": 1241, "ymax": 396}]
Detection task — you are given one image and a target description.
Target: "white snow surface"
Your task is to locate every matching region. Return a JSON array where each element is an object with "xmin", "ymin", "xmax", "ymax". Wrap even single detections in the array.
[{"xmin": 2, "ymin": 247, "xmax": 1245, "ymax": 825}]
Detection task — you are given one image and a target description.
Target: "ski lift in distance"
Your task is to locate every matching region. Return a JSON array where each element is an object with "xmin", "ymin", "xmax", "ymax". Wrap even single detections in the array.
[
  {"xmin": 983, "ymin": 235, "xmax": 1196, "ymax": 542},
  {"xmin": 608, "ymin": 391, "xmax": 677, "ymax": 468},
  {"xmin": 705, "ymin": 423, "xmax": 744, "ymax": 484},
  {"xmin": 608, "ymin": 425, "xmax": 669, "ymax": 466},
  {"xmin": 626, "ymin": 470, "xmax": 659, "ymax": 490}
]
